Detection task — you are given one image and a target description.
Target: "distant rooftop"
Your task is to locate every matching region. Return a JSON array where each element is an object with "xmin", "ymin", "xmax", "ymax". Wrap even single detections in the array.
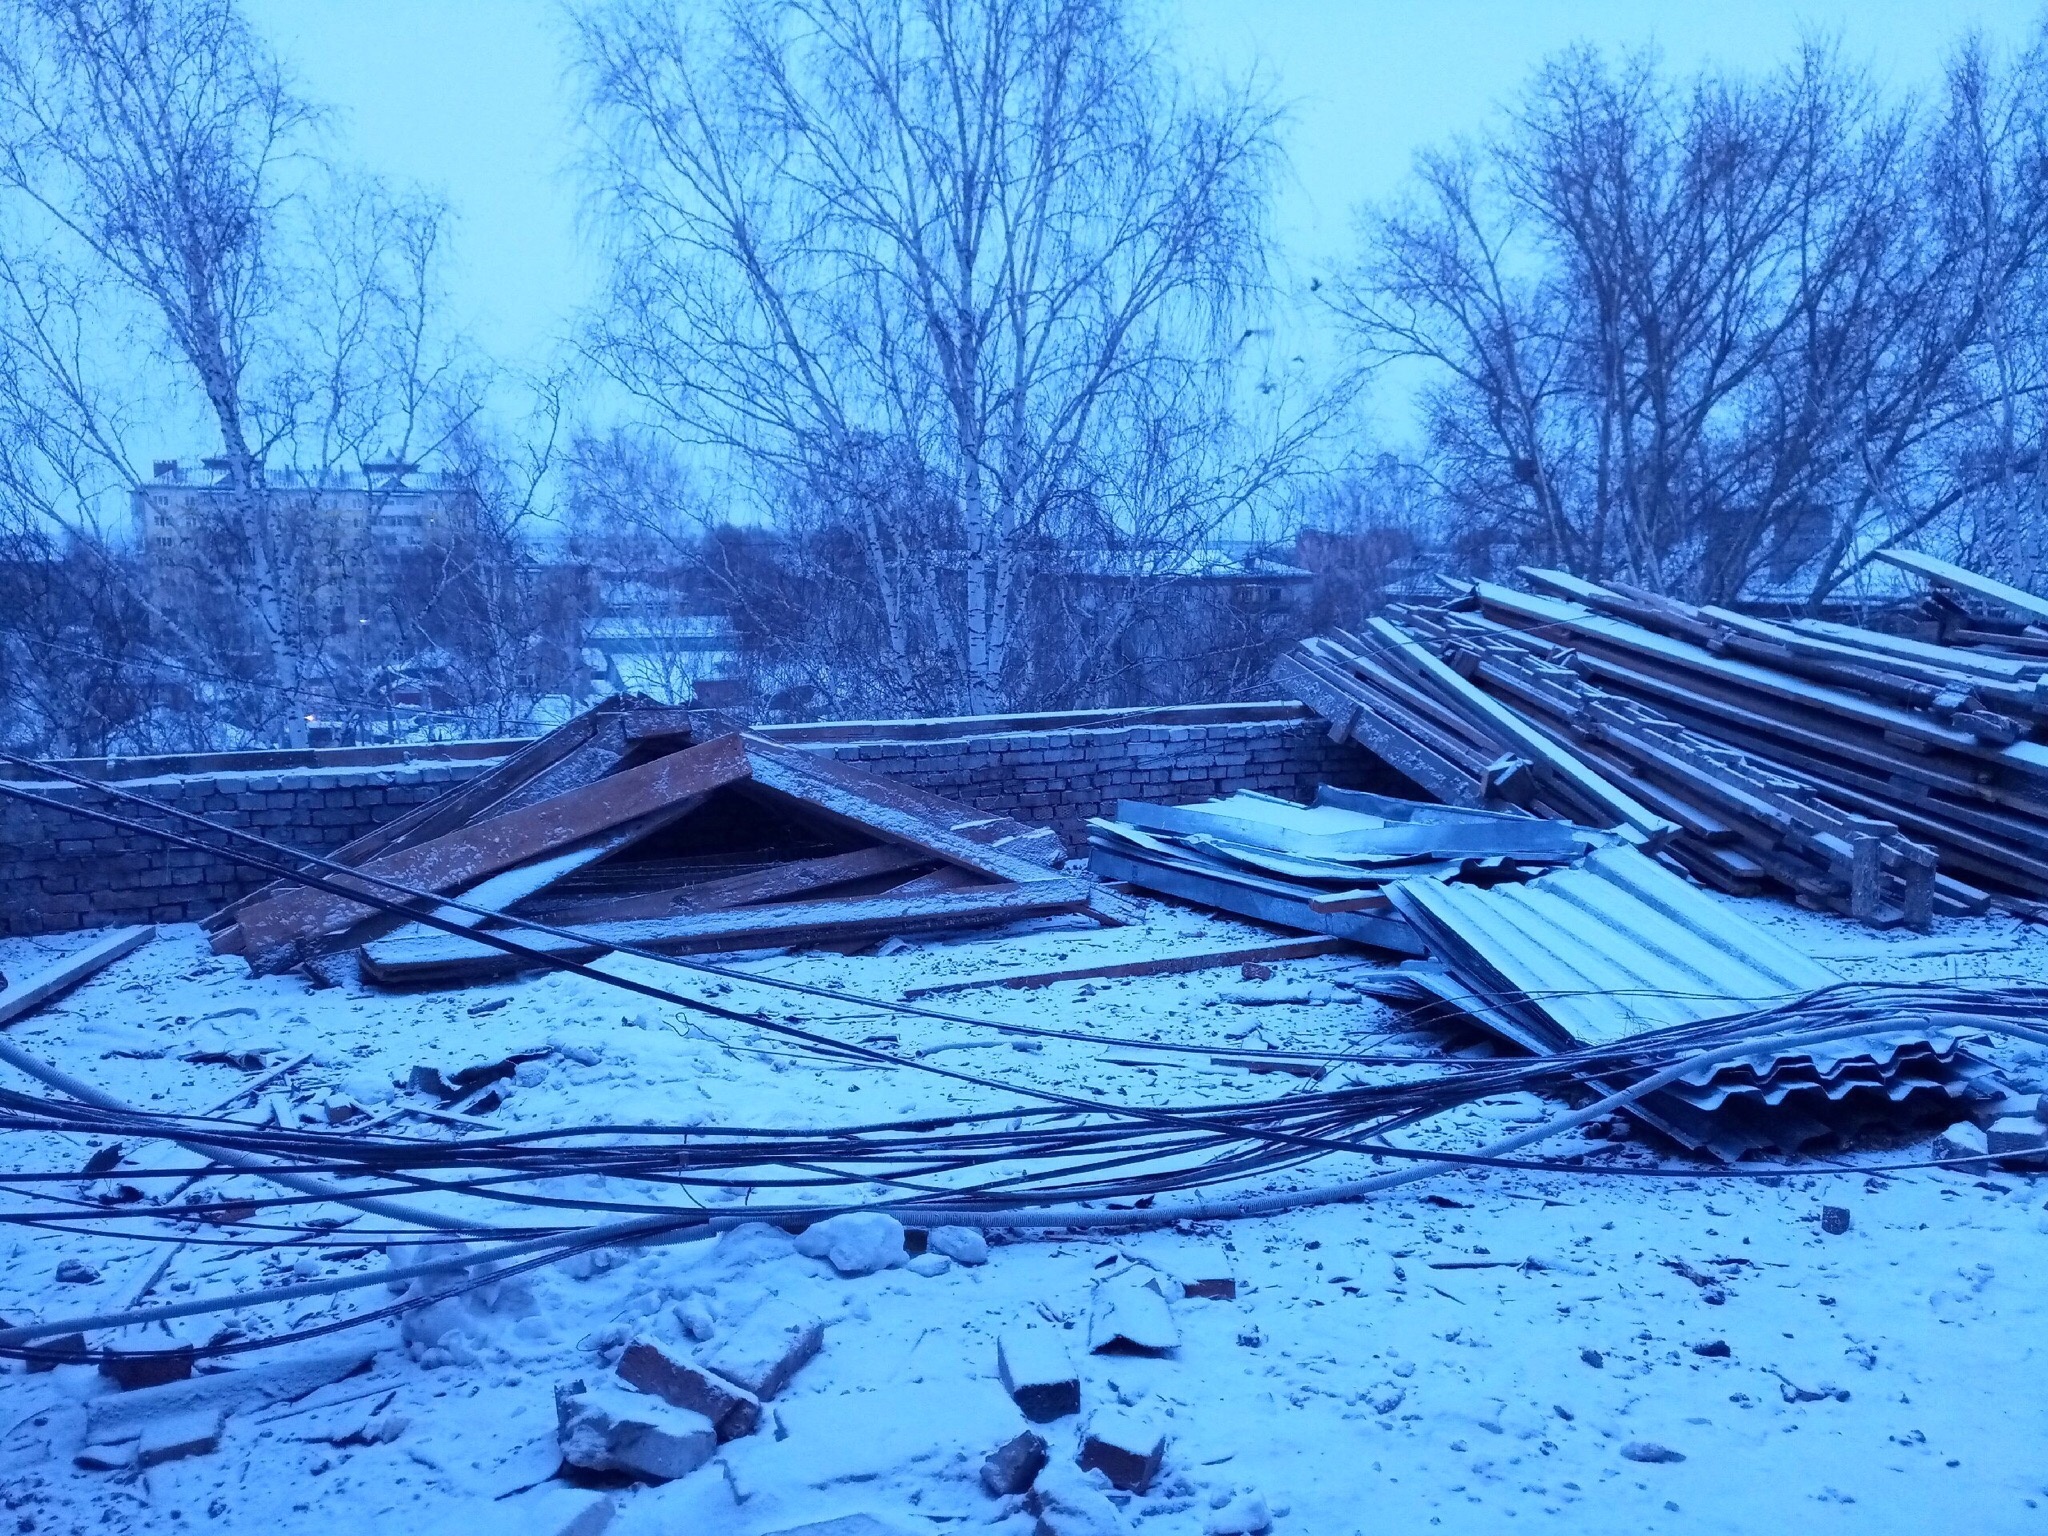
[{"xmin": 141, "ymin": 459, "xmax": 472, "ymax": 494}]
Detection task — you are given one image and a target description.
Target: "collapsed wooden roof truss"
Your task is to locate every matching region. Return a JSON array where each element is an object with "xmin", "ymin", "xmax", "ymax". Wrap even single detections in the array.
[{"xmin": 206, "ymin": 704, "xmax": 1083, "ymax": 985}]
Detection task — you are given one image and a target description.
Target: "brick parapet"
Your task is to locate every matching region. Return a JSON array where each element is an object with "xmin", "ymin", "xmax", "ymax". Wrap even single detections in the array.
[{"xmin": 0, "ymin": 707, "xmax": 1385, "ymax": 935}]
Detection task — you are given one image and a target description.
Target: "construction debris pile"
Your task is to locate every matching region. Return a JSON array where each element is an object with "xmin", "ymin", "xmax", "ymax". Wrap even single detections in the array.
[
  {"xmin": 6, "ymin": 569, "xmax": 2048, "ymax": 1535},
  {"xmin": 1088, "ymin": 790, "xmax": 1996, "ymax": 1156},
  {"xmin": 1278, "ymin": 552, "xmax": 2048, "ymax": 931},
  {"xmin": 201, "ymin": 699, "xmax": 1095, "ymax": 988},
  {"xmin": 1084, "ymin": 787, "xmax": 1598, "ymax": 954}
]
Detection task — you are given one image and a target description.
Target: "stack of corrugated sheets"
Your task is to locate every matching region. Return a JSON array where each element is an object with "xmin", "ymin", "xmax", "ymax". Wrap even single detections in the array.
[
  {"xmin": 1085, "ymin": 788, "xmax": 1599, "ymax": 955},
  {"xmin": 1380, "ymin": 844, "xmax": 1991, "ymax": 1157}
]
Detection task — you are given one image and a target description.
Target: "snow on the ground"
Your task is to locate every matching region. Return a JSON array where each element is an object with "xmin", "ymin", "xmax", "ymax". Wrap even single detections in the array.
[{"xmin": 0, "ymin": 894, "xmax": 2045, "ymax": 1536}]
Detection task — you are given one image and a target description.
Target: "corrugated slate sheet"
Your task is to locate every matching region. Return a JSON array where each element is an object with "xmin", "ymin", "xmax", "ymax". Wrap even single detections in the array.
[{"xmin": 1383, "ymin": 846, "xmax": 1989, "ymax": 1157}]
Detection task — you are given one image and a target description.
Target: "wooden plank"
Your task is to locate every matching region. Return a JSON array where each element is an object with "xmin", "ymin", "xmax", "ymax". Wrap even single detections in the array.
[
  {"xmin": 1477, "ymin": 583, "xmax": 2048, "ymax": 776},
  {"xmin": 1272, "ymin": 652, "xmax": 1484, "ymax": 805},
  {"xmin": 1307, "ymin": 636, "xmax": 1511, "ymax": 766},
  {"xmin": 1112, "ymin": 797, "xmax": 1582, "ymax": 860},
  {"xmin": 357, "ymin": 881, "xmax": 1092, "ymax": 987},
  {"xmin": 1542, "ymin": 634, "xmax": 2038, "ymax": 808},
  {"xmin": 534, "ymin": 844, "xmax": 934, "ymax": 925},
  {"xmin": 1365, "ymin": 615, "xmax": 1679, "ymax": 843},
  {"xmin": 884, "ymin": 865, "xmax": 987, "ymax": 897},
  {"xmin": 226, "ymin": 733, "xmax": 756, "ymax": 960},
  {"xmin": 1877, "ymin": 549, "xmax": 2048, "ymax": 624},
  {"xmin": 900, "ymin": 937, "xmax": 1347, "ymax": 998},
  {"xmin": 742, "ymin": 738, "xmax": 1065, "ymax": 865},
  {"xmin": 740, "ymin": 738, "xmax": 1069, "ymax": 886},
  {"xmin": 0, "ymin": 927, "xmax": 156, "ymax": 1030},
  {"xmin": 419, "ymin": 822, "xmax": 663, "ymax": 931},
  {"xmin": 1789, "ymin": 619, "xmax": 2042, "ymax": 681},
  {"xmin": 1085, "ymin": 846, "xmax": 1424, "ymax": 954},
  {"xmin": 202, "ymin": 702, "xmax": 626, "ymax": 931}
]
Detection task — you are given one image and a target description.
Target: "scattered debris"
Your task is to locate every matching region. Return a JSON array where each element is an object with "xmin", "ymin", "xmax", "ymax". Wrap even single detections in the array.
[
  {"xmin": 981, "ymin": 1429, "xmax": 1050, "ymax": 1496},
  {"xmin": 72, "ymin": 1443, "xmax": 137, "ymax": 1473},
  {"xmin": 555, "ymin": 1380, "xmax": 717, "ymax": 1482},
  {"xmin": 1987, "ymin": 1117, "xmax": 2048, "ymax": 1161},
  {"xmin": 1088, "ymin": 789, "xmax": 1594, "ymax": 952},
  {"xmin": 926, "ymin": 1226, "xmax": 990, "ymax": 1266},
  {"xmin": 99, "ymin": 1344, "xmax": 195, "ymax": 1390},
  {"xmin": 1380, "ymin": 844, "xmax": 1992, "ymax": 1156},
  {"xmin": 1204, "ymin": 1492, "xmax": 1275, "ymax": 1535},
  {"xmin": 1934, "ymin": 1121, "xmax": 1991, "ymax": 1160},
  {"xmin": 1619, "ymin": 1442, "xmax": 1686, "ymax": 1465},
  {"xmin": 1030, "ymin": 1461, "xmax": 1132, "ymax": 1535},
  {"xmin": 1088, "ymin": 1268, "xmax": 1179, "ymax": 1354},
  {"xmin": 135, "ymin": 1409, "xmax": 224, "ymax": 1469},
  {"xmin": 998, "ymin": 1326, "xmax": 1081, "ymax": 1422},
  {"xmin": 699, "ymin": 1300, "xmax": 825, "ymax": 1402},
  {"xmin": 83, "ymin": 1347, "xmax": 375, "ymax": 1446},
  {"xmin": 1078, "ymin": 1407, "xmax": 1168, "ymax": 1491},
  {"xmin": 795, "ymin": 1212, "xmax": 908, "ymax": 1276},
  {"xmin": 407, "ymin": 1050, "xmax": 549, "ymax": 1102},
  {"xmin": 616, "ymin": 1337, "xmax": 761, "ymax": 1441},
  {"xmin": 26, "ymin": 1331, "xmax": 87, "ymax": 1372}
]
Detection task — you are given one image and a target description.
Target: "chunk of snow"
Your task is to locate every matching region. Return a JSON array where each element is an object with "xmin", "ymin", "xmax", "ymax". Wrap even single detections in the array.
[
  {"xmin": 927, "ymin": 1226, "xmax": 989, "ymax": 1265},
  {"xmin": 794, "ymin": 1212, "xmax": 907, "ymax": 1275}
]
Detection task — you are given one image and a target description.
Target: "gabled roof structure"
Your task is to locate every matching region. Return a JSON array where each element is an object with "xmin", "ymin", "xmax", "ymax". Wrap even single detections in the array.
[{"xmin": 206, "ymin": 699, "xmax": 1082, "ymax": 984}]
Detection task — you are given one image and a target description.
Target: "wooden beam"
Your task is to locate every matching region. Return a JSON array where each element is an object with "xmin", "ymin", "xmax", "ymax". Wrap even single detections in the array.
[
  {"xmin": 202, "ymin": 700, "xmax": 628, "ymax": 931},
  {"xmin": 225, "ymin": 733, "xmax": 755, "ymax": 961},
  {"xmin": 1272, "ymin": 652, "xmax": 1484, "ymax": 806},
  {"xmin": 1877, "ymin": 548, "xmax": 2048, "ymax": 625},
  {"xmin": 742, "ymin": 737, "xmax": 1067, "ymax": 865},
  {"xmin": 899, "ymin": 936, "xmax": 1346, "ymax": 998},
  {"xmin": 356, "ymin": 880, "xmax": 1093, "ymax": 987},
  {"xmin": 0, "ymin": 927, "xmax": 155, "ymax": 1030},
  {"xmin": 1366, "ymin": 614, "xmax": 1679, "ymax": 844},
  {"xmin": 534, "ymin": 844, "xmax": 935, "ymax": 925},
  {"xmin": 741, "ymin": 738, "xmax": 1068, "ymax": 886}
]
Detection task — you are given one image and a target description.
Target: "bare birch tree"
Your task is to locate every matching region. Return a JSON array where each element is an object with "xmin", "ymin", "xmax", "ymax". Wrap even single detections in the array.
[
  {"xmin": 1336, "ymin": 35, "xmax": 2048, "ymax": 608},
  {"xmin": 0, "ymin": 0, "xmax": 507, "ymax": 749},
  {"xmin": 574, "ymin": 0, "xmax": 1313, "ymax": 715},
  {"xmin": 0, "ymin": 0, "xmax": 313, "ymax": 721}
]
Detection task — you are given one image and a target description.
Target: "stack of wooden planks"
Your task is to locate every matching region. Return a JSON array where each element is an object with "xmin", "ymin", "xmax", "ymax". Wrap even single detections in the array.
[
  {"xmin": 1278, "ymin": 555, "xmax": 2048, "ymax": 928},
  {"xmin": 1275, "ymin": 622, "xmax": 1679, "ymax": 844},
  {"xmin": 206, "ymin": 699, "xmax": 1090, "ymax": 987},
  {"xmin": 1085, "ymin": 787, "xmax": 1602, "ymax": 954},
  {"xmin": 1394, "ymin": 601, "xmax": 1943, "ymax": 927}
]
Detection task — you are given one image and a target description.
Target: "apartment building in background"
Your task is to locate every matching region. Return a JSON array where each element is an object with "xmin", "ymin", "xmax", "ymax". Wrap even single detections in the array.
[{"xmin": 133, "ymin": 458, "xmax": 482, "ymax": 657}]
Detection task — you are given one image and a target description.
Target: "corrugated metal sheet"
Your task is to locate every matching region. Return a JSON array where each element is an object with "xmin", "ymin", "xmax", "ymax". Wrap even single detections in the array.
[
  {"xmin": 1387, "ymin": 844, "xmax": 1837, "ymax": 1048},
  {"xmin": 1384, "ymin": 845, "xmax": 1987, "ymax": 1156}
]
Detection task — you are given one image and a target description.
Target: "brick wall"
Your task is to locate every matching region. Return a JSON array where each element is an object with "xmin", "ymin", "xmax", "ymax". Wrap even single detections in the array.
[
  {"xmin": 0, "ymin": 704, "xmax": 1388, "ymax": 936},
  {"xmin": 796, "ymin": 714, "xmax": 1380, "ymax": 849}
]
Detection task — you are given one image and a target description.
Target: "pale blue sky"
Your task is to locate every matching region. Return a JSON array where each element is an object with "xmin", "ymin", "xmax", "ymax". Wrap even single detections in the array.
[{"xmin": 246, "ymin": 0, "xmax": 2048, "ymax": 379}]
